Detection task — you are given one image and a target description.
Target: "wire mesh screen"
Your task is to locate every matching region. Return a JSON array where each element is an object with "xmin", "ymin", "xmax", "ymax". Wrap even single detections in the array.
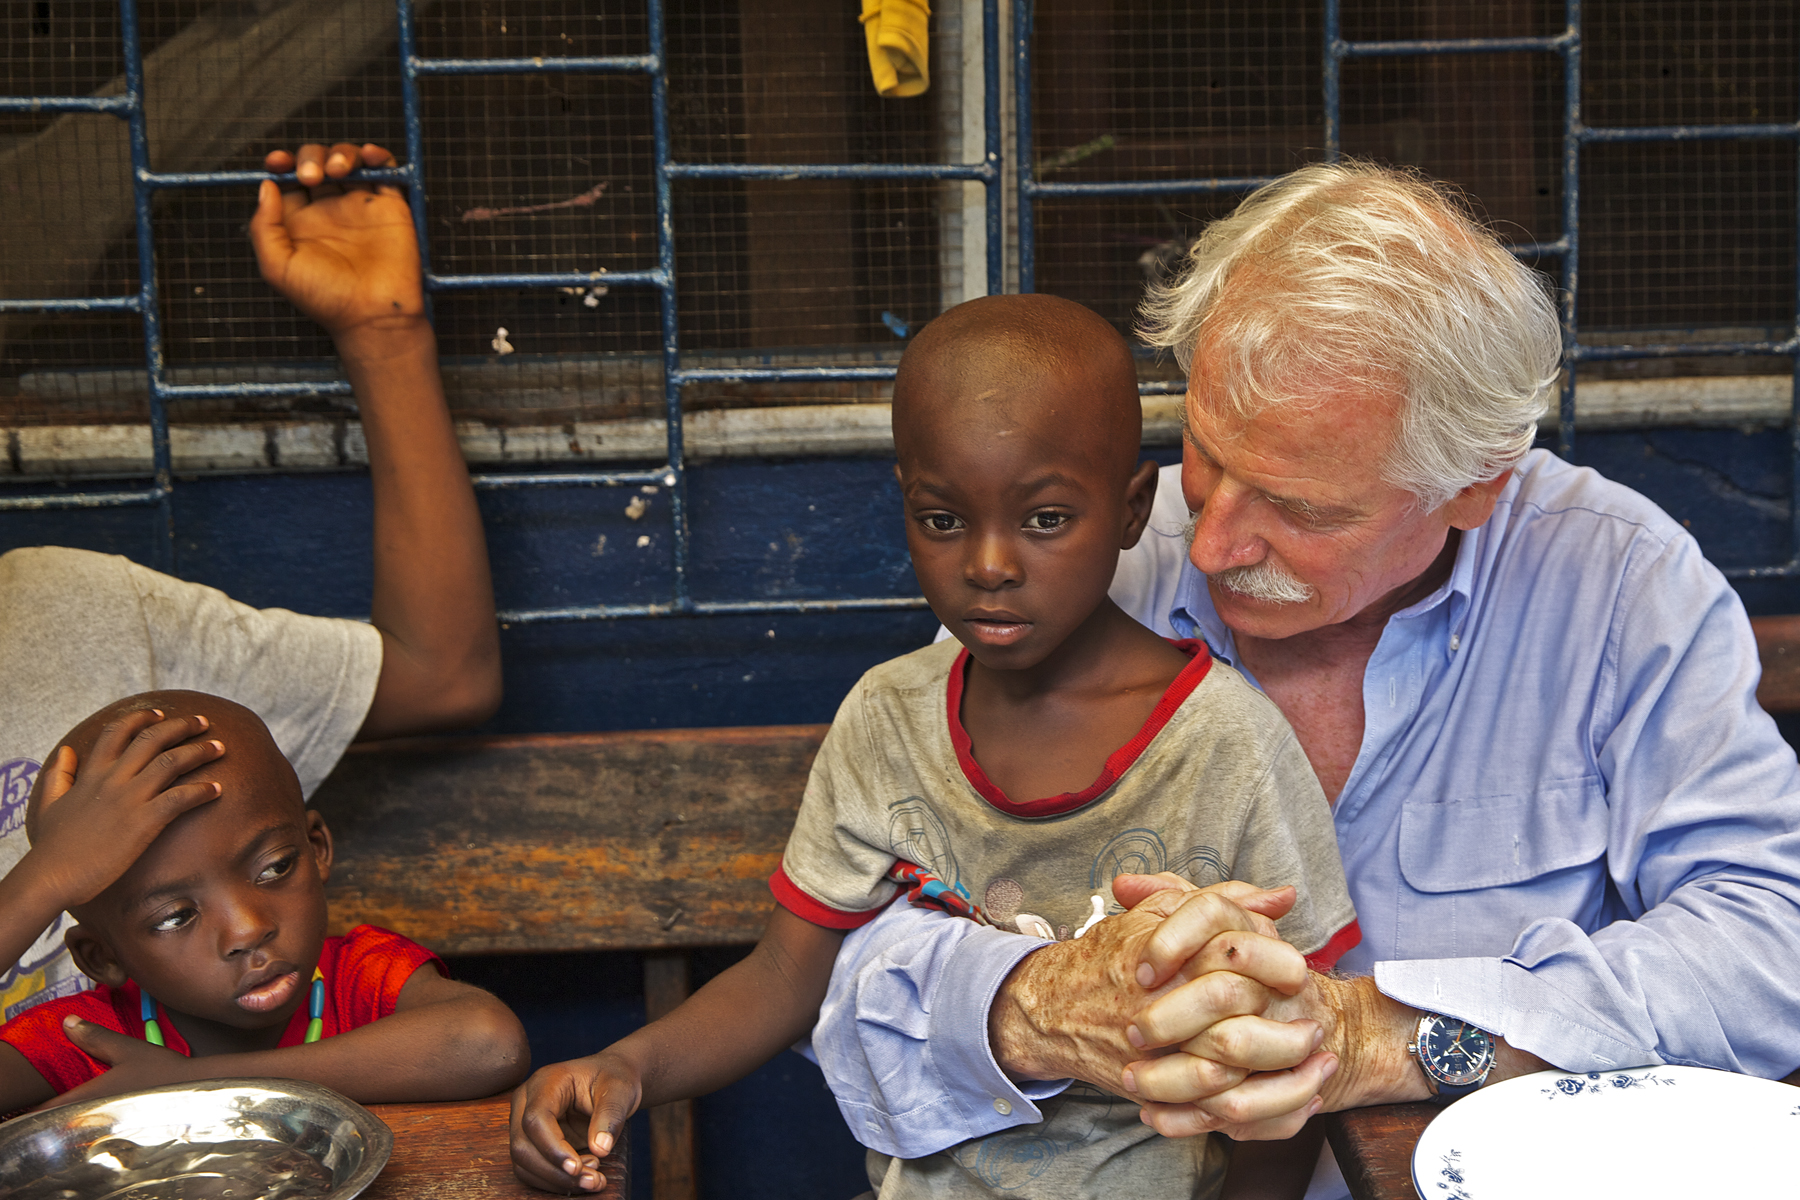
[
  {"xmin": 1028, "ymin": 0, "xmax": 1795, "ymax": 356},
  {"xmin": 3, "ymin": 0, "xmax": 1797, "ymax": 445},
  {"xmin": 1, "ymin": 0, "xmax": 943, "ymax": 437}
]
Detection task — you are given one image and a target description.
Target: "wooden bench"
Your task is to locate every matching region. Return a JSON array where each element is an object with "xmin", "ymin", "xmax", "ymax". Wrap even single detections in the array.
[
  {"xmin": 310, "ymin": 616, "xmax": 1800, "ymax": 1198},
  {"xmin": 311, "ymin": 724, "xmax": 828, "ymax": 1200}
]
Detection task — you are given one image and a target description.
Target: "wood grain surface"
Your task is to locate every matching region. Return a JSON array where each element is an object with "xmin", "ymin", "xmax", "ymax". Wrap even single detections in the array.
[
  {"xmin": 312, "ymin": 725, "xmax": 826, "ymax": 955},
  {"xmin": 1323, "ymin": 1102, "xmax": 1438, "ymax": 1200},
  {"xmin": 1752, "ymin": 615, "xmax": 1800, "ymax": 713},
  {"xmin": 363, "ymin": 1094, "xmax": 626, "ymax": 1200}
]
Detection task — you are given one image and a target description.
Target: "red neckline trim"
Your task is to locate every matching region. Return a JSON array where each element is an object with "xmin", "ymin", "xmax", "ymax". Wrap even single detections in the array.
[{"xmin": 948, "ymin": 639, "xmax": 1214, "ymax": 819}]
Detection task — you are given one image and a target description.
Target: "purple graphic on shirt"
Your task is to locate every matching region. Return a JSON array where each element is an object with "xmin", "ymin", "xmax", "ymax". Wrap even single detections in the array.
[
  {"xmin": 0, "ymin": 757, "xmax": 39, "ymax": 842},
  {"xmin": 0, "ymin": 757, "xmax": 65, "ymax": 1005}
]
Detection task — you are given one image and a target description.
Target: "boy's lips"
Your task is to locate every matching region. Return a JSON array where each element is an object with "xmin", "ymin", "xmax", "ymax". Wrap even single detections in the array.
[
  {"xmin": 235, "ymin": 964, "xmax": 302, "ymax": 1013},
  {"xmin": 964, "ymin": 612, "xmax": 1032, "ymax": 646}
]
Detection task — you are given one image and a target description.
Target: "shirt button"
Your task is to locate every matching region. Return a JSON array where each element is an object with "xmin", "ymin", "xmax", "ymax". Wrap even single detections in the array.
[{"xmin": 992, "ymin": 1098, "xmax": 1012, "ymax": 1116}]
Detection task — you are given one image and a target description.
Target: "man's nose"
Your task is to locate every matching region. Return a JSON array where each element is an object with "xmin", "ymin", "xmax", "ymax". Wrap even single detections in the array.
[
  {"xmin": 1187, "ymin": 481, "xmax": 1268, "ymax": 575},
  {"xmin": 964, "ymin": 526, "xmax": 1022, "ymax": 590}
]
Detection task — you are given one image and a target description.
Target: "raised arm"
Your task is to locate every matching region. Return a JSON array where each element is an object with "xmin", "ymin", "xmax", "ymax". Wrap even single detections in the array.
[{"xmin": 251, "ymin": 142, "xmax": 500, "ymax": 739}]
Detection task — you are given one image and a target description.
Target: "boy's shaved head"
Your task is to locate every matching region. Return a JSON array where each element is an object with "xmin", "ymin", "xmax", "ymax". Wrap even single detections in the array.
[
  {"xmin": 27, "ymin": 691, "xmax": 305, "ymax": 932},
  {"xmin": 892, "ymin": 294, "xmax": 1141, "ymax": 480},
  {"xmin": 27, "ymin": 690, "xmax": 295, "ymax": 841}
]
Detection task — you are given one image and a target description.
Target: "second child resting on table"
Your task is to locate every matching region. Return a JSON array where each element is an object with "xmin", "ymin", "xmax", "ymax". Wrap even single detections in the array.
[
  {"xmin": 0, "ymin": 691, "xmax": 529, "ymax": 1114},
  {"xmin": 510, "ymin": 295, "xmax": 1358, "ymax": 1199}
]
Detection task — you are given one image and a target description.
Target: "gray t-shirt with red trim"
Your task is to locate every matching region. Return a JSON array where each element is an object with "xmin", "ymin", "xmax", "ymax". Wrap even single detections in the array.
[{"xmin": 776, "ymin": 637, "xmax": 1355, "ymax": 1200}]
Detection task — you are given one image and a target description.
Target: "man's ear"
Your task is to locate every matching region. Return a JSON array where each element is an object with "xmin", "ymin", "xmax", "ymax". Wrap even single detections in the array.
[
  {"xmin": 1442, "ymin": 469, "xmax": 1513, "ymax": 531},
  {"xmin": 305, "ymin": 809, "xmax": 334, "ymax": 883},
  {"xmin": 65, "ymin": 925, "xmax": 127, "ymax": 988},
  {"xmin": 1120, "ymin": 459, "xmax": 1162, "ymax": 550}
]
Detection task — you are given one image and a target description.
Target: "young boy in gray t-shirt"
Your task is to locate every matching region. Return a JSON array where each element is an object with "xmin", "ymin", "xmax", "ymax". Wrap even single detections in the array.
[{"xmin": 511, "ymin": 294, "xmax": 1356, "ymax": 1200}]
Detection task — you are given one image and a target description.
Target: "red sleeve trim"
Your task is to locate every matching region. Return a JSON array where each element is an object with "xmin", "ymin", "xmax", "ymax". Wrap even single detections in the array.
[
  {"xmin": 0, "ymin": 986, "xmax": 143, "ymax": 1096},
  {"xmin": 947, "ymin": 639, "xmax": 1214, "ymax": 818},
  {"xmin": 1304, "ymin": 920, "xmax": 1362, "ymax": 973},
  {"xmin": 769, "ymin": 864, "xmax": 886, "ymax": 930}
]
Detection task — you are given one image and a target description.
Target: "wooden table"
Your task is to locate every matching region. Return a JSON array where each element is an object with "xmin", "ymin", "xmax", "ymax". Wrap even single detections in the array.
[
  {"xmin": 362, "ymin": 1095, "xmax": 628, "ymax": 1200},
  {"xmin": 1323, "ymin": 1101, "xmax": 1438, "ymax": 1200}
]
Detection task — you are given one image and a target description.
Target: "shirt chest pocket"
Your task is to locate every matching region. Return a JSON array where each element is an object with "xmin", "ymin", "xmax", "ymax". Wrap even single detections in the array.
[
  {"xmin": 1398, "ymin": 778, "xmax": 1610, "ymax": 892},
  {"xmin": 1395, "ymin": 779, "xmax": 1612, "ymax": 958}
]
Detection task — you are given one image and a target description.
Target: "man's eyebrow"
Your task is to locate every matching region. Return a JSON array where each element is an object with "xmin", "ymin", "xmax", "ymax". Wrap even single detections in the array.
[{"xmin": 1184, "ymin": 419, "xmax": 1355, "ymax": 523}]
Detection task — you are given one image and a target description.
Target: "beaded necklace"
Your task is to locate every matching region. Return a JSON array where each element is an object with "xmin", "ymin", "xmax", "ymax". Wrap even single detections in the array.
[{"xmin": 140, "ymin": 966, "xmax": 326, "ymax": 1047}]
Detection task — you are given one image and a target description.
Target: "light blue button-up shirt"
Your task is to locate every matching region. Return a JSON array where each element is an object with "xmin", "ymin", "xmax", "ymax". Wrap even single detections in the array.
[{"xmin": 807, "ymin": 450, "xmax": 1800, "ymax": 1159}]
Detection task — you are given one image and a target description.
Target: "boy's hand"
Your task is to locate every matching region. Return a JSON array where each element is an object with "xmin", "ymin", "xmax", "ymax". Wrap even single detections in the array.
[
  {"xmin": 250, "ymin": 142, "xmax": 424, "ymax": 338},
  {"xmin": 27, "ymin": 710, "xmax": 223, "ymax": 910},
  {"xmin": 43, "ymin": 1018, "xmax": 196, "ymax": 1108},
  {"xmin": 509, "ymin": 1051, "xmax": 640, "ymax": 1193}
]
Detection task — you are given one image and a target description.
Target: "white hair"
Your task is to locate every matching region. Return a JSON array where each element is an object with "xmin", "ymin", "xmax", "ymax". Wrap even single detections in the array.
[{"xmin": 1139, "ymin": 161, "xmax": 1562, "ymax": 511}]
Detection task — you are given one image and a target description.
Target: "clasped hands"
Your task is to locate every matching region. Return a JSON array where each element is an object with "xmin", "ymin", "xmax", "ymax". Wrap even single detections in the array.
[{"xmin": 993, "ymin": 874, "xmax": 1356, "ymax": 1141}]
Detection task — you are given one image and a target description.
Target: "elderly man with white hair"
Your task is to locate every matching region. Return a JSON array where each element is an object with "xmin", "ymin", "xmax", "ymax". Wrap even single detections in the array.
[{"xmin": 804, "ymin": 161, "xmax": 1800, "ymax": 1195}]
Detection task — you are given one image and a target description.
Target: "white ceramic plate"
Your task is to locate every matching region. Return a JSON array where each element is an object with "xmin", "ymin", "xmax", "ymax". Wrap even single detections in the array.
[{"xmin": 1412, "ymin": 1065, "xmax": 1800, "ymax": 1199}]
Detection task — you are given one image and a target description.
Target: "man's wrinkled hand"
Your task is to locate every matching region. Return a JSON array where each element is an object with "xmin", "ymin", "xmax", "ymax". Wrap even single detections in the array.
[{"xmin": 986, "ymin": 879, "xmax": 1301, "ymax": 1098}]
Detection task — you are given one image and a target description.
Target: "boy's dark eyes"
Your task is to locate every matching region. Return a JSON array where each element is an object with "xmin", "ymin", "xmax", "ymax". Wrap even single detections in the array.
[
  {"xmin": 1023, "ymin": 510, "xmax": 1071, "ymax": 531},
  {"xmin": 256, "ymin": 855, "xmax": 297, "ymax": 885},
  {"xmin": 918, "ymin": 512, "xmax": 964, "ymax": 533},
  {"xmin": 150, "ymin": 906, "xmax": 197, "ymax": 934}
]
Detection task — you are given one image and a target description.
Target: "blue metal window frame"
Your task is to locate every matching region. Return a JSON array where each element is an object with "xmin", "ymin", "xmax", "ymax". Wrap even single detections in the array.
[
  {"xmin": 1015, "ymin": 0, "xmax": 1800, "ymax": 579},
  {"xmin": 0, "ymin": 0, "xmax": 1004, "ymax": 619},
  {"xmin": 8, "ymin": 1, "xmax": 1797, "ymax": 590}
]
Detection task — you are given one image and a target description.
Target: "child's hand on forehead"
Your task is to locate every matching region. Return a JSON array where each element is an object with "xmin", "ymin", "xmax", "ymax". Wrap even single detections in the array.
[{"xmin": 27, "ymin": 709, "xmax": 225, "ymax": 910}]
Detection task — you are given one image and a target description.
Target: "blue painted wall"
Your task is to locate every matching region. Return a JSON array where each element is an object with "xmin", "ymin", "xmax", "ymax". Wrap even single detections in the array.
[{"xmin": 6, "ymin": 429, "xmax": 1800, "ymax": 1198}]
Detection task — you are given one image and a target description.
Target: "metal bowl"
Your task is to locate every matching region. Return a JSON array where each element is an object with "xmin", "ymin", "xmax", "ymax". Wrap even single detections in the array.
[{"xmin": 0, "ymin": 1078, "xmax": 392, "ymax": 1200}]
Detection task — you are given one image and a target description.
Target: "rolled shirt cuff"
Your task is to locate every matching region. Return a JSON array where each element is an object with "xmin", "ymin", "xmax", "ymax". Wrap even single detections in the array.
[
  {"xmin": 1375, "ymin": 956, "xmax": 1663, "ymax": 1074},
  {"xmin": 838, "ymin": 925, "xmax": 1070, "ymax": 1157}
]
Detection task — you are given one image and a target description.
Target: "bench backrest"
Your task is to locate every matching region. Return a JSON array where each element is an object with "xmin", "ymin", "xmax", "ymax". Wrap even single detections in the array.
[
  {"xmin": 312, "ymin": 725, "xmax": 825, "ymax": 953},
  {"xmin": 316, "ymin": 617, "xmax": 1800, "ymax": 954}
]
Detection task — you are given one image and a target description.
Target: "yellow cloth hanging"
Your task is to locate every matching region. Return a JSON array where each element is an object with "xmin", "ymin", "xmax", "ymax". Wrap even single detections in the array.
[{"xmin": 860, "ymin": 0, "xmax": 931, "ymax": 98}]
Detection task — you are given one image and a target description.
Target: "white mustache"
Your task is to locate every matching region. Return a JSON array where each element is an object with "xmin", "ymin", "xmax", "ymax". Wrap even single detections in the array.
[{"xmin": 1184, "ymin": 515, "xmax": 1317, "ymax": 605}]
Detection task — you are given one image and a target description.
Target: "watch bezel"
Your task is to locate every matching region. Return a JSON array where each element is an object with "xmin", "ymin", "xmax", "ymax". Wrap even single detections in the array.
[{"xmin": 1411, "ymin": 1013, "xmax": 1496, "ymax": 1089}]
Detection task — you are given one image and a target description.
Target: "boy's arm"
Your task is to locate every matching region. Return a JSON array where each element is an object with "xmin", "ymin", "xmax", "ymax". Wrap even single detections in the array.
[
  {"xmin": 251, "ymin": 141, "xmax": 500, "ymax": 740},
  {"xmin": 0, "ymin": 1042, "xmax": 57, "ymax": 1116},
  {"xmin": 1, "ymin": 711, "xmax": 222, "ymax": 972},
  {"xmin": 1217, "ymin": 1119, "xmax": 1327, "ymax": 1200},
  {"xmin": 510, "ymin": 906, "xmax": 845, "ymax": 1194},
  {"xmin": 50, "ymin": 968, "xmax": 529, "ymax": 1107}
]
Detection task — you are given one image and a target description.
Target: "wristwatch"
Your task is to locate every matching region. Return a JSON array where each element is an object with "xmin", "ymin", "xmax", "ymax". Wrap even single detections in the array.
[{"xmin": 1407, "ymin": 1012, "xmax": 1496, "ymax": 1101}]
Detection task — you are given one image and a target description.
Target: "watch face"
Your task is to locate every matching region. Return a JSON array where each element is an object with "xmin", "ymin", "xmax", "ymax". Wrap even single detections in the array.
[{"xmin": 1421, "ymin": 1019, "xmax": 1494, "ymax": 1086}]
